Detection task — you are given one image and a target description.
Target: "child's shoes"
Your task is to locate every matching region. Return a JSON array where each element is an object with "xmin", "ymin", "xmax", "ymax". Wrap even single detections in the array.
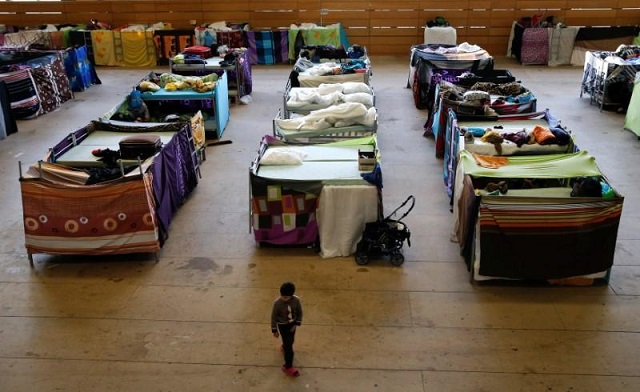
[{"xmin": 281, "ymin": 366, "xmax": 300, "ymax": 377}]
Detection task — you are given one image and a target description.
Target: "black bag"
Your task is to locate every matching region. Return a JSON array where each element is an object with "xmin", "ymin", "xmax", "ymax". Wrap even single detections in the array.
[{"xmin": 119, "ymin": 134, "xmax": 162, "ymax": 160}]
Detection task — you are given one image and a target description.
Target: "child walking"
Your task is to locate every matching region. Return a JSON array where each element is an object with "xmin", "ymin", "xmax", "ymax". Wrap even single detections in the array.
[{"xmin": 271, "ymin": 282, "xmax": 303, "ymax": 377}]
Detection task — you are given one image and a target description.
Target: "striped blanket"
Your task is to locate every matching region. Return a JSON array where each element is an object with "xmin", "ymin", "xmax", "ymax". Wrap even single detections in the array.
[
  {"xmin": 477, "ymin": 196, "xmax": 623, "ymax": 280},
  {"xmin": 21, "ymin": 174, "xmax": 160, "ymax": 256},
  {"xmin": 0, "ymin": 69, "xmax": 41, "ymax": 119}
]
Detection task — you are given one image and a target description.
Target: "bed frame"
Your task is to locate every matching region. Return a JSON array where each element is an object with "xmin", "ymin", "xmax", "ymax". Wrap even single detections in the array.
[
  {"xmin": 453, "ymin": 150, "xmax": 624, "ymax": 284},
  {"xmin": 272, "ymin": 108, "xmax": 377, "ymax": 144},
  {"xmin": 249, "ymin": 135, "xmax": 380, "ymax": 252},
  {"xmin": 19, "ymin": 121, "xmax": 200, "ymax": 266},
  {"xmin": 282, "ymin": 78, "xmax": 375, "ymax": 119}
]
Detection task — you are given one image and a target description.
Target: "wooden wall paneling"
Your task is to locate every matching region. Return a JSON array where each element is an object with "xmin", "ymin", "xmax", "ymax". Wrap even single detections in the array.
[
  {"xmin": 515, "ymin": 1, "xmax": 568, "ymax": 10},
  {"xmin": 564, "ymin": 9, "xmax": 618, "ymax": 26},
  {"xmin": 249, "ymin": 0, "xmax": 298, "ymax": 8},
  {"xmin": 566, "ymin": 0, "xmax": 616, "ymax": 9},
  {"xmin": 0, "ymin": 1, "xmax": 64, "ymax": 26},
  {"xmin": 0, "ymin": 1, "xmax": 637, "ymax": 56},
  {"xmin": 618, "ymin": 0, "xmax": 640, "ymax": 7},
  {"xmin": 296, "ymin": 0, "xmax": 323, "ymax": 11},
  {"xmin": 346, "ymin": 27, "xmax": 372, "ymax": 43},
  {"xmin": 487, "ymin": 0, "xmax": 517, "ymax": 9},
  {"xmin": 63, "ymin": 2, "xmax": 115, "ymax": 25},
  {"xmin": 203, "ymin": 0, "xmax": 249, "ymax": 12},
  {"xmin": 109, "ymin": 2, "xmax": 155, "ymax": 26},
  {"xmin": 250, "ymin": 10, "xmax": 299, "ymax": 30},
  {"xmin": 201, "ymin": 12, "xmax": 252, "ymax": 25},
  {"xmin": 418, "ymin": 10, "xmax": 469, "ymax": 29},
  {"xmin": 155, "ymin": 2, "xmax": 203, "ymax": 27},
  {"xmin": 419, "ymin": 0, "xmax": 469, "ymax": 11},
  {"xmin": 322, "ymin": 12, "xmax": 371, "ymax": 27},
  {"xmin": 614, "ymin": 8, "xmax": 640, "ymax": 26},
  {"xmin": 366, "ymin": 35, "xmax": 418, "ymax": 55}
]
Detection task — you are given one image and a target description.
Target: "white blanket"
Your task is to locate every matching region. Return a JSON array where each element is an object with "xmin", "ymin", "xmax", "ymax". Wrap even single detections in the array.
[
  {"xmin": 277, "ymin": 103, "xmax": 377, "ymax": 130},
  {"xmin": 287, "ymin": 82, "xmax": 373, "ymax": 108},
  {"xmin": 317, "ymin": 185, "xmax": 379, "ymax": 258}
]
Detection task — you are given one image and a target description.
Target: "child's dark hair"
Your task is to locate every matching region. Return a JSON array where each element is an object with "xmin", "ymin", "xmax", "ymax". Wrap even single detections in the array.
[{"xmin": 280, "ymin": 282, "xmax": 296, "ymax": 296}]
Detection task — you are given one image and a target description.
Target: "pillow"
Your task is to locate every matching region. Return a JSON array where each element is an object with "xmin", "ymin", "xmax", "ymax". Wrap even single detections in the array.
[
  {"xmin": 463, "ymin": 90, "xmax": 490, "ymax": 102},
  {"xmin": 341, "ymin": 92, "xmax": 374, "ymax": 106},
  {"xmin": 260, "ymin": 148, "xmax": 307, "ymax": 165},
  {"xmin": 532, "ymin": 125, "xmax": 556, "ymax": 145},
  {"xmin": 362, "ymin": 107, "xmax": 377, "ymax": 127},
  {"xmin": 317, "ymin": 83, "xmax": 343, "ymax": 95},
  {"xmin": 341, "ymin": 82, "xmax": 371, "ymax": 94}
]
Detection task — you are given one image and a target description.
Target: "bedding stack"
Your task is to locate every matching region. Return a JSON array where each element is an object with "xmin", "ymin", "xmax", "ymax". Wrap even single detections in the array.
[
  {"xmin": 410, "ymin": 52, "xmax": 626, "ymax": 285},
  {"xmin": 250, "ymin": 47, "xmax": 382, "ymax": 259},
  {"xmin": 19, "ymin": 121, "xmax": 201, "ymax": 266}
]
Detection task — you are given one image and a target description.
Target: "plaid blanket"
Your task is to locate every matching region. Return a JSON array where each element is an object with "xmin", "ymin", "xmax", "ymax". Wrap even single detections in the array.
[{"xmin": 245, "ymin": 31, "xmax": 289, "ymax": 65}]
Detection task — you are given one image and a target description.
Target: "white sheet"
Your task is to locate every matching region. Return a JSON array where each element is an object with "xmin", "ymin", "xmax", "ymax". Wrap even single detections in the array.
[
  {"xmin": 286, "ymin": 84, "xmax": 373, "ymax": 109},
  {"xmin": 317, "ymin": 185, "xmax": 379, "ymax": 258},
  {"xmin": 278, "ymin": 103, "xmax": 376, "ymax": 130},
  {"xmin": 298, "ymin": 72, "xmax": 368, "ymax": 87}
]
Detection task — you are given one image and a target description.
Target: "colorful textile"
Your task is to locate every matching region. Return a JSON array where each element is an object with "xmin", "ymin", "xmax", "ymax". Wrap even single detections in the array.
[
  {"xmin": 154, "ymin": 30, "xmax": 195, "ymax": 65},
  {"xmin": 251, "ymin": 174, "xmax": 320, "ymax": 245},
  {"xmin": 3, "ymin": 30, "xmax": 50, "ymax": 48},
  {"xmin": 245, "ymin": 30, "xmax": 289, "ymax": 65},
  {"xmin": 0, "ymin": 69, "xmax": 41, "ymax": 119},
  {"xmin": 63, "ymin": 45, "xmax": 100, "ymax": 91},
  {"xmin": 477, "ymin": 196, "xmax": 623, "ymax": 279},
  {"xmin": 216, "ymin": 31, "xmax": 243, "ymax": 49},
  {"xmin": 246, "ymin": 31, "xmax": 274, "ymax": 64},
  {"xmin": 91, "ymin": 30, "xmax": 118, "ymax": 66},
  {"xmin": 0, "ymin": 81, "xmax": 18, "ymax": 138},
  {"xmin": 21, "ymin": 174, "xmax": 161, "ymax": 256},
  {"xmin": 520, "ymin": 28, "xmax": 549, "ymax": 65},
  {"xmin": 117, "ymin": 30, "xmax": 157, "ymax": 67},
  {"xmin": 24, "ymin": 52, "xmax": 73, "ymax": 114},
  {"xmin": 459, "ymin": 149, "xmax": 602, "ymax": 179},
  {"xmin": 273, "ymin": 30, "xmax": 289, "ymax": 64},
  {"xmin": 288, "ymin": 25, "xmax": 342, "ymax": 60},
  {"xmin": 194, "ymin": 28, "xmax": 217, "ymax": 48}
]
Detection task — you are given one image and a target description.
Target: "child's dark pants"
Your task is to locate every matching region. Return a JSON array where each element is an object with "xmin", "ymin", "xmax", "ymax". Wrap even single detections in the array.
[{"xmin": 278, "ymin": 323, "xmax": 296, "ymax": 368}]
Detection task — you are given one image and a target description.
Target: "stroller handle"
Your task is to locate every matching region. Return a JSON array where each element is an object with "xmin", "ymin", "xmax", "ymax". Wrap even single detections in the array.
[{"xmin": 386, "ymin": 195, "xmax": 415, "ymax": 221}]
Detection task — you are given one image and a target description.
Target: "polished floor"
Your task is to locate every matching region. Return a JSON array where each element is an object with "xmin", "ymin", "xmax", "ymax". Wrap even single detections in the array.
[{"xmin": 1, "ymin": 56, "xmax": 640, "ymax": 391}]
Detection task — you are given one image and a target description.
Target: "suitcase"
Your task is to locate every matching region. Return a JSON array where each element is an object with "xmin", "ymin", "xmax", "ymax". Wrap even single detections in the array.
[
  {"xmin": 183, "ymin": 46, "xmax": 212, "ymax": 59},
  {"xmin": 119, "ymin": 134, "xmax": 162, "ymax": 160}
]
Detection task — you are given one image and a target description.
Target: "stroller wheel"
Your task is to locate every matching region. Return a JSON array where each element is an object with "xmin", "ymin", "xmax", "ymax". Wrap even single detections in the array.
[
  {"xmin": 390, "ymin": 252, "xmax": 404, "ymax": 266},
  {"xmin": 355, "ymin": 251, "xmax": 369, "ymax": 265}
]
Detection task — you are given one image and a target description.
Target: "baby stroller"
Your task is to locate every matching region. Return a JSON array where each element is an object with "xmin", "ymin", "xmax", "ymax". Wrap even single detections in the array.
[{"xmin": 355, "ymin": 195, "xmax": 414, "ymax": 266}]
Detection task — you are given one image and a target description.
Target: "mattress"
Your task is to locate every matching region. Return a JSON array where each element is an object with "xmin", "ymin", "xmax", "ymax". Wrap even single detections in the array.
[
  {"xmin": 458, "ymin": 119, "xmax": 570, "ymax": 156},
  {"xmin": 256, "ymin": 144, "xmax": 374, "ymax": 183},
  {"xmin": 250, "ymin": 136, "xmax": 379, "ymax": 248},
  {"xmin": 53, "ymin": 130, "xmax": 178, "ymax": 167},
  {"xmin": 443, "ymin": 109, "xmax": 573, "ymax": 198}
]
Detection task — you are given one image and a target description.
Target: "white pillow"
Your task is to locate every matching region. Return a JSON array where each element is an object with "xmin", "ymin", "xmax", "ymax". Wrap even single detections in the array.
[
  {"xmin": 341, "ymin": 92, "xmax": 374, "ymax": 107},
  {"xmin": 317, "ymin": 83, "xmax": 344, "ymax": 95},
  {"xmin": 260, "ymin": 148, "xmax": 307, "ymax": 165},
  {"xmin": 362, "ymin": 107, "xmax": 377, "ymax": 127},
  {"xmin": 342, "ymin": 82, "xmax": 371, "ymax": 94}
]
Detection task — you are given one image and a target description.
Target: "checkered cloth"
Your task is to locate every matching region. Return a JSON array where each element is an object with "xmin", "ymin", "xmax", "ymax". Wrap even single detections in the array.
[{"xmin": 245, "ymin": 30, "xmax": 289, "ymax": 65}]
